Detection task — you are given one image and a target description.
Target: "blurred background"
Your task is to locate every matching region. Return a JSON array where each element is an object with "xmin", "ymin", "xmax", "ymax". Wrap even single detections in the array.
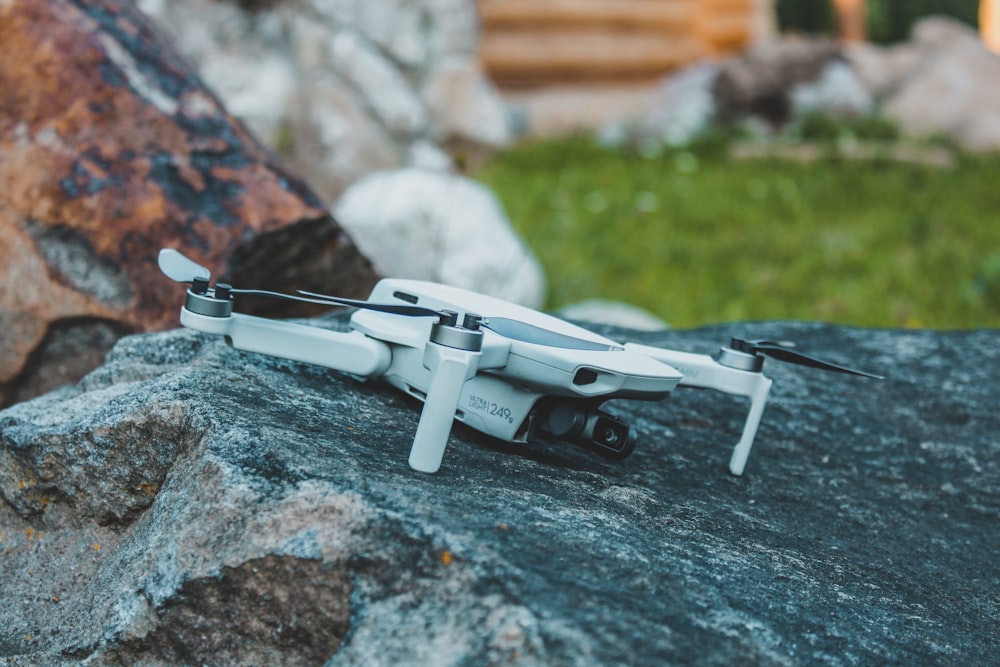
[
  {"xmin": 281, "ymin": 0, "xmax": 997, "ymax": 332},
  {"xmin": 471, "ymin": 0, "xmax": 1000, "ymax": 330}
]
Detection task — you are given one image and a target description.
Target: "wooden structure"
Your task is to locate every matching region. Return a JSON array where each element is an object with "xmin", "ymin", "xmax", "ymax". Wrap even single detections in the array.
[
  {"xmin": 478, "ymin": 0, "xmax": 764, "ymax": 87},
  {"xmin": 832, "ymin": 0, "xmax": 866, "ymax": 41},
  {"xmin": 984, "ymin": 0, "xmax": 1000, "ymax": 52}
]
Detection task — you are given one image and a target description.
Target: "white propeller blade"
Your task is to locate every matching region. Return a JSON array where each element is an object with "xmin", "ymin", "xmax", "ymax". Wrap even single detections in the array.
[{"xmin": 158, "ymin": 248, "xmax": 211, "ymax": 283}]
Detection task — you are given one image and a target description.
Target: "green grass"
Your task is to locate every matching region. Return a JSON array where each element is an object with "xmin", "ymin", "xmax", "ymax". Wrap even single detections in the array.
[{"xmin": 475, "ymin": 136, "xmax": 1000, "ymax": 329}]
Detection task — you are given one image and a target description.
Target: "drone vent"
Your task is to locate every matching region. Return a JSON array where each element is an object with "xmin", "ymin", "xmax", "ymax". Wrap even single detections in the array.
[{"xmin": 393, "ymin": 291, "xmax": 419, "ymax": 305}]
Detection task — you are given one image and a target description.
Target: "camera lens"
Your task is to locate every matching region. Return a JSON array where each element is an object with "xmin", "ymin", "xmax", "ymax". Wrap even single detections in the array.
[
  {"xmin": 593, "ymin": 417, "xmax": 626, "ymax": 452},
  {"xmin": 599, "ymin": 426, "xmax": 621, "ymax": 447}
]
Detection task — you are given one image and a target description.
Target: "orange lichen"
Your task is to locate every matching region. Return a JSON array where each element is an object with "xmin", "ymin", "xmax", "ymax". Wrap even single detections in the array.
[{"xmin": 137, "ymin": 483, "xmax": 160, "ymax": 497}]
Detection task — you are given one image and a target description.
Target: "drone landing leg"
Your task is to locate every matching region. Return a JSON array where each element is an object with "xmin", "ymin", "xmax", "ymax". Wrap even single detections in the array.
[
  {"xmin": 409, "ymin": 342, "xmax": 483, "ymax": 473},
  {"xmin": 727, "ymin": 375, "xmax": 772, "ymax": 476},
  {"xmin": 623, "ymin": 344, "xmax": 773, "ymax": 476}
]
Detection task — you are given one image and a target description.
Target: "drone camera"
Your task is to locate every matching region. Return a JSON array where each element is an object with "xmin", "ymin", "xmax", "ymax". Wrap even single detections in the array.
[
  {"xmin": 536, "ymin": 400, "xmax": 635, "ymax": 460},
  {"xmin": 593, "ymin": 415, "xmax": 627, "ymax": 450}
]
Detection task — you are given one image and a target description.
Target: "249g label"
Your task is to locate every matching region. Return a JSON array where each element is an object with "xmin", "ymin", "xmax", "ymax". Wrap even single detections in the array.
[{"xmin": 468, "ymin": 394, "xmax": 514, "ymax": 424}]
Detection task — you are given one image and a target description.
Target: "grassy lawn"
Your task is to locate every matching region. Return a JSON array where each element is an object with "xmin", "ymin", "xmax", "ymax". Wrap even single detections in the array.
[{"xmin": 476, "ymin": 136, "xmax": 1000, "ymax": 330}]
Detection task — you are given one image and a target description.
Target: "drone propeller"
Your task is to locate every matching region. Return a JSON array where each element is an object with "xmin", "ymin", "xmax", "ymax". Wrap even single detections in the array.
[
  {"xmin": 300, "ymin": 289, "xmax": 622, "ymax": 351},
  {"xmin": 730, "ymin": 338, "xmax": 884, "ymax": 379},
  {"xmin": 480, "ymin": 317, "xmax": 623, "ymax": 352},
  {"xmin": 297, "ymin": 290, "xmax": 446, "ymax": 318},
  {"xmin": 158, "ymin": 249, "xmax": 618, "ymax": 351},
  {"xmin": 158, "ymin": 250, "xmax": 335, "ymax": 307},
  {"xmin": 158, "ymin": 248, "xmax": 211, "ymax": 283}
]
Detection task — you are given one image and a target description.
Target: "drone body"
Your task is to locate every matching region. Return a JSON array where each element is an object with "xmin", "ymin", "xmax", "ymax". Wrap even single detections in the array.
[{"xmin": 159, "ymin": 249, "xmax": 880, "ymax": 475}]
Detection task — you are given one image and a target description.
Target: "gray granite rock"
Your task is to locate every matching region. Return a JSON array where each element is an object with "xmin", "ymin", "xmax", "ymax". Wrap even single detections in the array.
[
  {"xmin": 1, "ymin": 317, "xmax": 997, "ymax": 665},
  {"xmin": 137, "ymin": 0, "xmax": 512, "ymax": 204}
]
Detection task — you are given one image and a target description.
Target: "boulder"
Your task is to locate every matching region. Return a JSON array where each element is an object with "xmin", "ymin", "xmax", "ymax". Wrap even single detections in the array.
[
  {"xmin": 635, "ymin": 63, "xmax": 720, "ymax": 146},
  {"xmin": 333, "ymin": 168, "xmax": 546, "ymax": 308},
  {"xmin": 138, "ymin": 0, "xmax": 513, "ymax": 203},
  {"xmin": 637, "ymin": 17, "xmax": 1000, "ymax": 153},
  {"xmin": 844, "ymin": 17, "xmax": 1000, "ymax": 152},
  {"xmin": 843, "ymin": 41, "xmax": 923, "ymax": 99},
  {"xmin": 422, "ymin": 59, "xmax": 514, "ymax": 154},
  {"xmin": 636, "ymin": 38, "xmax": 872, "ymax": 145},
  {"xmin": 0, "ymin": 0, "xmax": 377, "ymax": 408},
  {"xmin": 881, "ymin": 18, "xmax": 1000, "ymax": 152},
  {"xmin": 1, "ymin": 318, "xmax": 997, "ymax": 665},
  {"xmin": 712, "ymin": 38, "xmax": 844, "ymax": 125},
  {"xmin": 789, "ymin": 60, "xmax": 873, "ymax": 119}
]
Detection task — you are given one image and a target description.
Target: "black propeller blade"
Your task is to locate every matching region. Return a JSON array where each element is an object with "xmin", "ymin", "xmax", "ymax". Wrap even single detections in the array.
[
  {"xmin": 297, "ymin": 290, "xmax": 446, "ymax": 318},
  {"xmin": 730, "ymin": 338, "xmax": 884, "ymax": 379},
  {"xmin": 227, "ymin": 288, "xmax": 360, "ymax": 308}
]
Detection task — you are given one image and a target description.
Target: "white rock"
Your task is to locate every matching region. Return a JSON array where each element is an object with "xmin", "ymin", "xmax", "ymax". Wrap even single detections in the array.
[
  {"xmin": 843, "ymin": 42, "xmax": 922, "ymax": 100},
  {"xmin": 326, "ymin": 31, "xmax": 427, "ymax": 138},
  {"xmin": 138, "ymin": 0, "xmax": 300, "ymax": 145},
  {"xmin": 637, "ymin": 63, "xmax": 719, "ymax": 145},
  {"xmin": 407, "ymin": 139, "xmax": 454, "ymax": 171},
  {"xmin": 910, "ymin": 15, "xmax": 983, "ymax": 51},
  {"xmin": 883, "ymin": 28, "xmax": 1000, "ymax": 151},
  {"xmin": 423, "ymin": 0, "xmax": 480, "ymax": 60},
  {"xmin": 334, "ymin": 169, "xmax": 546, "ymax": 308},
  {"xmin": 138, "ymin": 0, "xmax": 496, "ymax": 206},
  {"xmin": 285, "ymin": 81, "xmax": 401, "ymax": 203},
  {"xmin": 200, "ymin": 53, "xmax": 298, "ymax": 141},
  {"xmin": 351, "ymin": 0, "xmax": 427, "ymax": 70},
  {"xmin": 790, "ymin": 60, "xmax": 873, "ymax": 118},
  {"xmin": 422, "ymin": 60, "xmax": 513, "ymax": 149}
]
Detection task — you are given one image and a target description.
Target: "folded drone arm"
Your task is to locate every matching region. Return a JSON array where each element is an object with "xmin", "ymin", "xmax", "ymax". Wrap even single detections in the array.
[
  {"xmin": 623, "ymin": 343, "xmax": 773, "ymax": 476},
  {"xmin": 180, "ymin": 309, "xmax": 392, "ymax": 378}
]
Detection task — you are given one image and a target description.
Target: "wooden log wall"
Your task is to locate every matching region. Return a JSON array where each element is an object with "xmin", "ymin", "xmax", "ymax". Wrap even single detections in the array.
[{"xmin": 479, "ymin": 0, "xmax": 757, "ymax": 87}]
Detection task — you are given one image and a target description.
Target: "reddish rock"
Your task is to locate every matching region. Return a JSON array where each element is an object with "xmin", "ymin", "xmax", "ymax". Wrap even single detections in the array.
[{"xmin": 0, "ymin": 0, "xmax": 378, "ymax": 406}]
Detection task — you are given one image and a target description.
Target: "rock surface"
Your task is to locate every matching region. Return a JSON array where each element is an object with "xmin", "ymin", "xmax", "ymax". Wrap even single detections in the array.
[
  {"xmin": 333, "ymin": 168, "xmax": 546, "ymax": 308},
  {"xmin": 0, "ymin": 0, "xmax": 377, "ymax": 407},
  {"xmin": 1, "ymin": 317, "xmax": 997, "ymax": 665},
  {"xmin": 137, "ymin": 0, "xmax": 513, "ymax": 204}
]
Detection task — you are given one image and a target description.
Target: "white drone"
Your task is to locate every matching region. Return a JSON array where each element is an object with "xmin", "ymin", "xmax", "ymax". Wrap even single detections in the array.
[{"xmin": 158, "ymin": 249, "xmax": 881, "ymax": 475}]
